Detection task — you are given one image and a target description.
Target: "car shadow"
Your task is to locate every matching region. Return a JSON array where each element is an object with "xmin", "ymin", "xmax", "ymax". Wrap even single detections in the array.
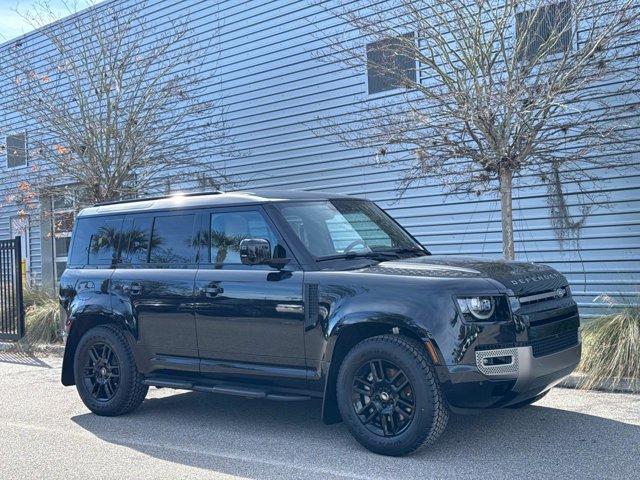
[{"xmin": 72, "ymin": 389, "xmax": 640, "ymax": 479}]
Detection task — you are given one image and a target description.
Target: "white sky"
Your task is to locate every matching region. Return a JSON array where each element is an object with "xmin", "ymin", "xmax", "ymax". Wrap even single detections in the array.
[{"xmin": 0, "ymin": 0, "xmax": 96, "ymax": 43}]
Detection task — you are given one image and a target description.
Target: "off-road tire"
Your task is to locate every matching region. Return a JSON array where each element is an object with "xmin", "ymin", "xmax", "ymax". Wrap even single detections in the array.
[
  {"xmin": 336, "ymin": 334, "xmax": 449, "ymax": 456},
  {"xmin": 506, "ymin": 390, "xmax": 549, "ymax": 409},
  {"xmin": 74, "ymin": 325, "xmax": 148, "ymax": 416}
]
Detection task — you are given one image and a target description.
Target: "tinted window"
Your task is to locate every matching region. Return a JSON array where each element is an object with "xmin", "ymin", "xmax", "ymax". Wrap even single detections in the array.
[
  {"xmin": 55, "ymin": 237, "xmax": 71, "ymax": 258},
  {"xmin": 68, "ymin": 216, "xmax": 124, "ymax": 266},
  {"xmin": 516, "ymin": 1, "xmax": 572, "ymax": 61},
  {"xmin": 121, "ymin": 216, "xmax": 153, "ymax": 265},
  {"xmin": 209, "ymin": 210, "xmax": 280, "ymax": 265},
  {"xmin": 326, "ymin": 209, "xmax": 393, "ymax": 252},
  {"xmin": 6, "ymin": 133, "xmax": 27, "ymax": 168},
  {"xmin": 148, "ymin": 214, "xmax": 195, "ymax": 264},
  {"xmin": 278, "ymin": 200, "xmax": 421, "ymax": 258},
  {"xmin": 367, "ymin": 33, "xmax": 416, "ymax": 94}
]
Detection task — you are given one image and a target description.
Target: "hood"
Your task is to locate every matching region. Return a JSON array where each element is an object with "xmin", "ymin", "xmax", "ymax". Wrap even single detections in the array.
[{"xmin": 365, "ymin": 256, "xmax": 567, "ymax": 296}]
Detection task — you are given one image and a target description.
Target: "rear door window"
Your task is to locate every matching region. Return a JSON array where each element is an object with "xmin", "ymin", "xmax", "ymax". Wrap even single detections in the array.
[
  {"xmin": 120, "ymin": 216, "xmax": 153, "ymax": 265},
  {"xmin": 68, "ymin": 216, "xmax": 124, "ymax": 267},
  {"xmin": 148, "ymin": 214, "xmax": 196, "ymax": 265}
]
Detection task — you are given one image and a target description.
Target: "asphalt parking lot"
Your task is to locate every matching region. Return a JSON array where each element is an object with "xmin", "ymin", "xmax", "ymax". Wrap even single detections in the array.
[{"xmin": 0, "ymin": 351, "xmax": 638, "ymax": 480}]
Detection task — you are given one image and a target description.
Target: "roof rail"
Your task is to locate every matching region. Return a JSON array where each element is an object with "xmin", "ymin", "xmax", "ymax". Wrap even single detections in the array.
[{"xmin": 93, "ymin": 190, "xmax": 224, "ymax": 207}]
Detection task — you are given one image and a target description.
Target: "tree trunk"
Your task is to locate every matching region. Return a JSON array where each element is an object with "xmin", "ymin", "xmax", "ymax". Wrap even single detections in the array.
[{"xmin": 499, "ymin": 166, "xmax": 515, "ymax": 260}]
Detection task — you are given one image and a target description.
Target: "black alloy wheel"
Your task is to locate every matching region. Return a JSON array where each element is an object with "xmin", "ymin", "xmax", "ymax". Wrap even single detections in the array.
[
  {"xmin": 336, "ymin": 334, "xmax": 449, "ymax": 456},
  {"xmin": 351, "ymin": 359, "xmax": 415, "ymax": 437},
  {"xmin": 74, "ymin": 325, "xmax": 148, "ymax": 416},
  {"xmin": 82, "ymin": 342, "xmax": 121, "ymax": 402}
]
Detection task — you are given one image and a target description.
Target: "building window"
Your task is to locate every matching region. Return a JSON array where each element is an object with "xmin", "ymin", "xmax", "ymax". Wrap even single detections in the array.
[
  {"xmin": 516, "ymin": 1, "xmax": 573, "ymax": 61},
  {"xmin": 5, "ymin": 133, "xmax": 27, "ymax": 168},
  {"xmin": 52, "ymin": 192, "xmax": 76, "ymax": 281},
  {"xmin": 10, "ymin": 216, "xmax": 30, "ymax": 285},
  {"xmin": 366, "ymin": 33, "xmax": 416, "ymax": 95}
]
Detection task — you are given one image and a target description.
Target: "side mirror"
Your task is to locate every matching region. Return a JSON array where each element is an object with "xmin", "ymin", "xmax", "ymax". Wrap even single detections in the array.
[{"xmin": 239, "ymin": 238, "xmax": 272, "ymax": 265}]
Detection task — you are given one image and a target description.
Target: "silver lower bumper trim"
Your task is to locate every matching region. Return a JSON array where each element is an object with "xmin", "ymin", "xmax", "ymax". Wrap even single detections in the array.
[{"xmin": 475, "ymin": 342, "xmax": 581, "ymax": 392}]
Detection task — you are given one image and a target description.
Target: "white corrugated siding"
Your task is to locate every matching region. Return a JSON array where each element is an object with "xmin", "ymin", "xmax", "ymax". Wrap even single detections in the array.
[{"xmin": 0, "ymin": 0, "xmax": 638, "ymax": 317}]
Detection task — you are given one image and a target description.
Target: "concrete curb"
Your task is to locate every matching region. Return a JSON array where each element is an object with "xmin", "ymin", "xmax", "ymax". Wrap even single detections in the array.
[{"xmin": 558, "ymin": 372, "xmax": 637, "ymax": 394}]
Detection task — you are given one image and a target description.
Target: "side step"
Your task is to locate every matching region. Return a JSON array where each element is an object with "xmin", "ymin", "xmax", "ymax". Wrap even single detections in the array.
[
  {"xmin": 143, "ymin": 379, "xmax": 194, "ymax": 389},
  {"xmin": 193, "ymin": 384, "xmax": 266, "ymax": 398},
  {"xmin": 142, "ymin": 378, "xmax": 310, "ymax": 401}
]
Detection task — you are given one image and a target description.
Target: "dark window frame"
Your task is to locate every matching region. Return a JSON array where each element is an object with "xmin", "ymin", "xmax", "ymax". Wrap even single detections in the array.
[
  {"xmin": 366, "ymin": 32, "xmax": 417, "ymax": 95},
  {"xmin": 516, "ymin": 1, "xmax": 573, "ymax": 62},
  {"xmin": 5, "ymin": 132, "xmax": 27, "ymax": 168}
]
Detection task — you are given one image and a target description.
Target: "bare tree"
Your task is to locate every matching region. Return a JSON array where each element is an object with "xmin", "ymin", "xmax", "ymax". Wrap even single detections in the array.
[
  {"xmin": 2, "ymin": 0, "xmax": 238, "ymax": 207},
  {"xmin": 315, "ymin": 0, "xmax": 640, "ymax": 259}
]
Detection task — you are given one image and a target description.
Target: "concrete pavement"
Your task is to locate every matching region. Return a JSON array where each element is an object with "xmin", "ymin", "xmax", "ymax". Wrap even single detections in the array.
[{"xmin": 0, "ymin": 351, "xmax": 638, "ymax": 479}]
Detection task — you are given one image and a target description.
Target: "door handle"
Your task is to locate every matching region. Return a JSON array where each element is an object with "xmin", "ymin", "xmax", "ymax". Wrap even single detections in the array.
[
  {"xmin": 203, "ymin": 285, "xmax": 224, "ymax": 298},
  {"xmin": 130, "ymin": 282, "xmax": 143, "ymax": 296}
]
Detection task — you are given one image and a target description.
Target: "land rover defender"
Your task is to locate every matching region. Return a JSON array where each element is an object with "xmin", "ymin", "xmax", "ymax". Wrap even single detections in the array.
[{"xmin": 60, "ymin": 190, "xmax": 581, "ymax": 456}]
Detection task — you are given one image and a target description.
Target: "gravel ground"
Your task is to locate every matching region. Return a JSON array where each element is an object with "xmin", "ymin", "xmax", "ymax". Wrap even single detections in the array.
[{"xmin": 0, "ymin": 351, "xmax": 638, "ymax": 480}]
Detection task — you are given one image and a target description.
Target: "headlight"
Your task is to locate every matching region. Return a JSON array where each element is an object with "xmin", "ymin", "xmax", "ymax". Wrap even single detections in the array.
[
  {"xmin": 456, "ymin": 296, "xmax": 496, "ymax": 320},
  {"xmin": 508, "ymin": 296, "xmax": 521, "ymax": 312}
]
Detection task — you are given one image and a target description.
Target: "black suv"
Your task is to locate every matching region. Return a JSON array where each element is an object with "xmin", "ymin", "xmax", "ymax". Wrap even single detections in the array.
[{"xmin": 60, "ymin": 190, "xmax": 581, "ymax": 456}]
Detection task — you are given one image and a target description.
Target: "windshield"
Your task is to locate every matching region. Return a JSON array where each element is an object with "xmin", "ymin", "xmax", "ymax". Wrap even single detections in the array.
[{"xmin": 276, "ymin": 200, "xmax": 425, "ymax": 260}]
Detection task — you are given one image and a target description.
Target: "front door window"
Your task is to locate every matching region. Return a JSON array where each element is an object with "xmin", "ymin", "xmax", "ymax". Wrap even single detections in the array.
[{"xmin": 209, "ymin": 210, "xmax": 280, "ymax": 266}]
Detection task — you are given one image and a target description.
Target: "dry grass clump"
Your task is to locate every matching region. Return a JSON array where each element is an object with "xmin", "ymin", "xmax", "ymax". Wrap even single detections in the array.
[
  {"xmin": 578, "ymin": 294, "xmax": 639, "ymax": 393},
  {"xmin": 17, "ymin": 286, "xmax": 63, "ymax": 350}
]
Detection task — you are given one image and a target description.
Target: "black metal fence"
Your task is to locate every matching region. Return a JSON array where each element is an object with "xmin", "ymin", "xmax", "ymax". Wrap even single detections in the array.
[{"xmin": 0, "ymin": 237, "xmax": 25, "ymax": 340}]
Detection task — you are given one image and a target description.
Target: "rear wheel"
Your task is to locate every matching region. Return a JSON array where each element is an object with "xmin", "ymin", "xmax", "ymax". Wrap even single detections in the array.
[
  {"xmin": 336, "ymin": 334, "xmax": 448, "ymax": 456},
  {"xmin": 73, "ymin": 325, "xmax": 148, "ymax": 416}
]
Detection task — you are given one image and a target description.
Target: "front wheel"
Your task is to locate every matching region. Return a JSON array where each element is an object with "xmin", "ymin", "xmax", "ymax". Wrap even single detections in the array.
[
  {"xmin": 336, "ymin": 334, "xmax": 449, "ymax": 456},
  {"xmin": 73, "ymin": 325, "xmax": 148, "ymax": 416}
]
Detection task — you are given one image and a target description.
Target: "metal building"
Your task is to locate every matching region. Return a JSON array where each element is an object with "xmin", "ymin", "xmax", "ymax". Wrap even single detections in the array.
[{"xmin": 0, "ymin": 0, "xmax": 638, "ymax": 318}]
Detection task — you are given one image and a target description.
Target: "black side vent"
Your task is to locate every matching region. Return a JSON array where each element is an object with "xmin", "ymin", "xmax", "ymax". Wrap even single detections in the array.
[{"xmin": 304, "ymin": 284, "xmax": 319, "ymax": 329}]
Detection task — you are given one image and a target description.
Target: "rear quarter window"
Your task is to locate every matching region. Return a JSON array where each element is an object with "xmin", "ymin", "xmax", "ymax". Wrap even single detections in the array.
[{"xmin": 68, "ymin": 216, "xmax": 124, "ymax": 267}]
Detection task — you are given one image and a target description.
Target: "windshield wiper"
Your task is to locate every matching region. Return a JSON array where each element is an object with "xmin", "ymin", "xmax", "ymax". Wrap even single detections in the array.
[
  {"xmin": 317, "ymin": 248, "xmax": 425, "ymax": 262},
  {"xmin": 388, "ymin": 247, "xmax": 429, "ymax": 256},
  {"xmin": 317, "ymin": 251, "xmax": 398, "ymax": 261}
]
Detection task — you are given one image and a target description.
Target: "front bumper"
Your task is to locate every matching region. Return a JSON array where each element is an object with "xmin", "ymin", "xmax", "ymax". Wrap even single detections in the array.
[{"xmin": 439, "ymin": 341, "xmax": 581, "ymax": 410}]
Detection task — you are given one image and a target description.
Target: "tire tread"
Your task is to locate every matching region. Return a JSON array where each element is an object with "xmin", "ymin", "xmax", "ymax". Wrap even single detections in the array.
[
  {"xmin": 102, "ymin": 325, "xmax": 148, "ymax": 415},
  {"xmin": 337, "ymin": 334, "xmax": 449, "ymax": 455},
  {"xmin": 74, "ymin": 325, "xmax": 148, "ymax": 416}
]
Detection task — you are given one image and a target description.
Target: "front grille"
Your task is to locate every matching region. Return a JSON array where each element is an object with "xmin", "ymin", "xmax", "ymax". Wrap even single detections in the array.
[
  {"xmin": 531, "ymin": 330, "xmax": 579, "ymax": 357},
  {"xmin": 519, "ymin": 287, "xmax": 567, "ymax": 306}
]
